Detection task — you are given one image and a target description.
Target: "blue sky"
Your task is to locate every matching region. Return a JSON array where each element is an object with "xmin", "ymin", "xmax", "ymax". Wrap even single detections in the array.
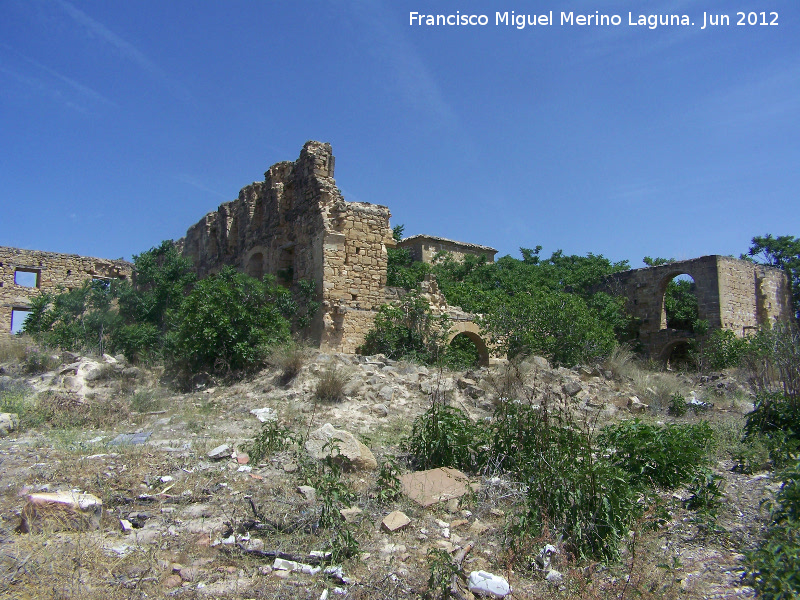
[{"xmin": 1, "ymin": 0, "xmax": 798, "ymax": 267}]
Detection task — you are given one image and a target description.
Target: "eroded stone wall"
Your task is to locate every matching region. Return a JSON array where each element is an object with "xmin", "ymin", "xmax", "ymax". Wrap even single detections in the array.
[
  {"xmin": 603, "ymin": 255, "xmax": 793, "ymax": 357},
  {"xmin": 0, "ymin": 246, "xmax": 132, "ymax": 334},
  {"xmin": 180, "ymin": 141, "xmax": 395, "ymax": 353}
]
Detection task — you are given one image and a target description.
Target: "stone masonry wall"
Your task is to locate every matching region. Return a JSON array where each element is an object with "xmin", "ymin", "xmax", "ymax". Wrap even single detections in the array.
[
  {"xmin": 397, "ymin": 234, "xmax": 497, "ymax": 264},
  {"xmin": 180, "ymin": 141, "xmax": 394, "ymax": 354},
  {"xmin": 0, "ymin": 246, "xmax": 132, "ymax": 335},
  {"xmin": 602, "ymin": 255, "xmax": 793, "ymax": 357}
]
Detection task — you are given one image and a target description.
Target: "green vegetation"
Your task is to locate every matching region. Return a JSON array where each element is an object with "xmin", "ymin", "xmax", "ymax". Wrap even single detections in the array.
[
  {"xmin": 20, "ymin": 240, "xmax": 319, "ymax": 378},
  {"xmin": 745, "ymin": 459, "xmax": 800, "ymax": 599},
  {"xmin": 402, "ymin": 389, "xmax": 717, "ymax": 563}
]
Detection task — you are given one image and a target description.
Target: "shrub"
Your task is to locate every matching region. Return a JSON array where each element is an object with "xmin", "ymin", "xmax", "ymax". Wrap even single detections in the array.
[
  {"xmin": 702, "ymin": 328, "xmax": 750, "ymax": 370},
  {"xmin": 358, "ymin": 290, "xmax": 451, "ymax": 365},
  {"xmin": 745, "ymin": 459, "xmax": 800, "ymax": 599},
  {"xmin": 598, "ymin": 420, "xmax": 713, "ymax": 489},
  {"xmin": 402, "ymin": 392, "xmax": 486, "ymax": 472},
  {"xmin": 245, "ymin": 419, "xmax": 297, "ymax": 464},
  {"xmin": 744, "ymin": 391, "xmax": 800, "ymax": 468},
  {"xmin": 269, "ymin": 344, "xmax": 308, "ymax": 385},
  {"xmin": 168, "ymin": 267, "xmax": 290, "ymax": 374},
  {"xmin": 314, "ymin": 366, "xmax": 349, "ymax": 403}
]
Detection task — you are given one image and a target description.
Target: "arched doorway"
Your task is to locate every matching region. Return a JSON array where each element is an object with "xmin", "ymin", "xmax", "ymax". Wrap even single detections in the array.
[{"xmin": 446, "ymin": 323, "xmax": 490, "ymax": 366}]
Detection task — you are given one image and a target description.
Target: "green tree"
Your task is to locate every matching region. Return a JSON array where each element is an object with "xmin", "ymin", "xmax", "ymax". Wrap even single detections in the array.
[
  {"xmin": 168, "ymin": 267, "xmax": 290, "ymax": 373},
  {"xmin": 358, "ymin": 290, "xmax": 450, "ymax": 364}
]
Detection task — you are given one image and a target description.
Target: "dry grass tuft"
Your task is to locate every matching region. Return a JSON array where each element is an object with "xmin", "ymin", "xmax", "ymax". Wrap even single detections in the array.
[
  {"xmin": 314, "ymin": 366, "xmax": 350, "ymax": 403},
  {"xmin": 270, "ymin": 344, "xmax": 310, "ymax": 385}
]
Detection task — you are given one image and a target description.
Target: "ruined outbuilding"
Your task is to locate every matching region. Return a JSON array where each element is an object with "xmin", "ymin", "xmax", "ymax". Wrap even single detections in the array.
[
  {"xmin": 0, "ymin": 247, "xmax": 131, "ymax": 334},
  {"xmin": 602, "ymin": 255, "xmax": 793, "ymax": 360}
]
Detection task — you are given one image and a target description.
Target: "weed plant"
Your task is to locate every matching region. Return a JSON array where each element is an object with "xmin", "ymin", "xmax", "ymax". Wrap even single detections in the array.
[
  {"xmin": 598, "ymin": 419, "xmax": 713, "ymax": 489},
  {"xmin": 745, "ymin": 458, "xmax": 800, "ymax": 599},
  {"xmin": 244, "ymin": 419, "xmax": 298, "ymax": 464}
]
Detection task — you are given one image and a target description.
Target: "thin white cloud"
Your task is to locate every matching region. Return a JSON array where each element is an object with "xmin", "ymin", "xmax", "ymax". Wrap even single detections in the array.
[
  {"xmin": 52, "ymin": 0, "xmax": 196, "ymax": 105},
  {"xmin": 176, "ymin": 174, "xmax": 230, "ymax": 200},
  {"xmin": 342, "ymin": 0, "xmax": 457, "ymax": 126},
  {"xmin": 0, "ymin": 43, "xmax": 115, "ymax": 108}
]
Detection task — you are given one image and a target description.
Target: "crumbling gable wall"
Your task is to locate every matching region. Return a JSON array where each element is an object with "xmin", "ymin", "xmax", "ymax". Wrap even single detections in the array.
[
  {"xmin": 603, "ymin": 255, "xmax": 793, "ymax": 358},
  {"xmin": 180, "ymin": 141, "xmax": 395, "ymax": 353},
  {"xmin": 0, "ymin": 246, "xmax": 131, "ymax": 334}
]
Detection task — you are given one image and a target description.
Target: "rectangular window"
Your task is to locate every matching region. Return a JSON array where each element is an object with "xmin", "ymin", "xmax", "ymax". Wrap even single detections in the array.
[
  {"xmin": 14, "ymin": 269, "xmax": 40, "ymax": 288},
  {"xmin": 11, "ymin": 308, "xmax": 32, "ymax": 334}
]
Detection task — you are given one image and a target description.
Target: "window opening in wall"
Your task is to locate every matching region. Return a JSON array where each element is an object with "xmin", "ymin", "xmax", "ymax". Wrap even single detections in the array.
[
  {"xmin": 246, "ymin": 252, "xmax": 265, "ymax": 280},
  {"xmin": 664, "ymin": 274, "xmax": 698, "ymax": 332},
  {"xmin": 14, "ymin": 269, "xmax": 39, "ymax": 288},
  {"xmin": 10, "ymin": 309, "xmax": 32, "ymax": 334},
  {"xmin": 92, "ymin": 277, "xmax": 112, "ymax": 292},
  {"xmin": 277, "ymin": 247, "xmax": 295, "ymax": 287}
]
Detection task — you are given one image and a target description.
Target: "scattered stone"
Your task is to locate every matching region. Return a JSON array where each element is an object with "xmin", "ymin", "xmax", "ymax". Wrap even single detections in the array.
[
  {"xmin": 400, "ymin": 467, "xmax": 472, "ymax": 507},
  {"xmin": 0, "ymin": 413, "xmax": 19, "ymax": 437},
  {"xmin": 545, "ymin": 569, "xmax": 563, "ymax": 584},
  {"xmin": 382, "ymin": 510, "xmax": 411, "ymax": 532},
  {"xmin": 163, "ymin": 573, "xmax": 183, "ymax": 589},
  {"xmin": 305, "ymin": 423, "xmax": 378, "ymax": 470},
  {"xmin": 207, "ymin": 444, "xmax": 231, "ymax": 460},
  {"xmin": 236, "ymin": 453, "xmax": 249, "ymax": 464},
  {"xmin": 109, "ymin": 431, "xmax": 152, "ymax": 446},
  {"xmin": 19, "ymin": 491, "xmax": 103, "ymax": 532},
  {"xmin": 297, "ymin": 485, "xmax": 317, "ymax": 503},
  {"xmin": 378, "ymin": 385, "xmax": 394, "ymax": 402},
  {"xmin": 250, "ymin": 407, "xmax": 276, "ymax": 422},
  {"xmin": 628, "ymin": 396, "xmax": 649, "ymax": 414},
  {"xmin": 372, "ymin": 403, "xmax": 389, "ymax": 417},
  {"xmin": 563, "ymin": 380, "xmax": 583, "ymax": 397},
  {"xmin": 470, "ymin": 519, "xmax": 491, "ymax": 534},
  {"xmin": 468, "ymin": 570, "xmax": 512, "ymax": 597},
  {"xmin": 120, "ymin": 519, "xmax": 134, "ymax": 532},
  {"xmin": 446, "ymin": 498, "xmax": 460, "ymax": 513},
  {"xmin": 340, "ymin": 506, "xmax": 362, "ymax": 523}
]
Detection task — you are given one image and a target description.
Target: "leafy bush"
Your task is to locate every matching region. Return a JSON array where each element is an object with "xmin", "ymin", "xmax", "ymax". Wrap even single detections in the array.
[
  {"xmin": 667, "ymin": 393, "xmax": 687, "ymax": 417},
  {"xmin": 168, "ymin": 267, "xmax": 290, "ymax": 373},
  {"xmin": 598, "ymin": 420, "xmax": 713, "ymax": 489},
  {"xmin": 744, "ymin": 391, "xmax": 800, "ymax": 468},
  {"xmin": 402, "ymin": 392, "xmax": 486, "ymax": 472},
  {"xmin": 358, "ymin": 290, "xmax": 451, "ymax": 365},
  {"xmin": 702, "ymin": 328, "xmax": 750, "ymax": 370},
  {"xmin": 745, "ymin": 459, "xmax": 800, "ymax": 599},
  {"xmin": 245, "ymin": 419, "xmax": 297, "ymax": 463}
]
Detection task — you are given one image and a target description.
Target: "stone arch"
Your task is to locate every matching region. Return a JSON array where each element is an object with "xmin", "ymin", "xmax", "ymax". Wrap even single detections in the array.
[
  {"xmin": 656, "ymin": 269, "xmax": 705, "ymax": 331},
  {"xmin": 658, "ymin": 338, "xmax": 694, "ymax": 367},
  {"xmin": 446, "ymin": 321, "xmax": 490, "ymax": 366}
]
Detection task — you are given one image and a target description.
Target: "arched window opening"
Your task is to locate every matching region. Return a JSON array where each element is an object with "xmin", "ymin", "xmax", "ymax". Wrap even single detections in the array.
[{"xmin": 664, "ymin": 274, "xmax": 698, "ymax": 332}]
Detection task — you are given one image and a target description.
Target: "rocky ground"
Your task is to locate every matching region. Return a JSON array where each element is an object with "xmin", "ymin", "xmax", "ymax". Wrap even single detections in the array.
[{"xmin": 0, "ymin": 348, "xmax": 776, "ymax": 599}]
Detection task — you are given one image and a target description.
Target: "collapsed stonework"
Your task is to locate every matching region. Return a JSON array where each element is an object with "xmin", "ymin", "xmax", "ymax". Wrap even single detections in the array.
[
  {"xmin": 0, "ymin": 246, "xmax": 131, "ymax": 335},
  {"xmin": 601, "ymin": 255, "xmax": 793, "ymax": 360},
  {"xmin": 180, "ymin": 141, "xmax": 496, "ymax": 357},
  {"xmin": 397, "ymin": 234, "xmax": 497, "ymax": 264}
]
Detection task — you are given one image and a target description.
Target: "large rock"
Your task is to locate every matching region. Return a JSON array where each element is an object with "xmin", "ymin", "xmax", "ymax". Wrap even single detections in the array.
[
  {"xmin": 19, "ymin": 491, "xmax": 103, "ymax": 532},
  {"xmin": 305, "ymin": 423, "xmax": 377, "ymax": 470},
  {"xmin": 400, "ymin": 467, "xmax": 472, "ymax": 507},
  {"xmin": 0, "ymin": 412, "xmax": 19, "ymax": 437}
]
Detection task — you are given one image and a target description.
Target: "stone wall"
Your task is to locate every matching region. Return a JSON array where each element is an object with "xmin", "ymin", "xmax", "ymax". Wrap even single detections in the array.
[
  {"xmin": 0, "ymin": 246, "xmax": 132, "ymax": 334},
  {"xmin": 397, "ymin": 234, "xmax": 497, "ymax": 264},
  {"xmin": 180, "ymin": 141, "xmax": 395, "ymax": 354},
  {"xmin": 602, "ymin": 255, "xmax": 793, "ymax": 358}
]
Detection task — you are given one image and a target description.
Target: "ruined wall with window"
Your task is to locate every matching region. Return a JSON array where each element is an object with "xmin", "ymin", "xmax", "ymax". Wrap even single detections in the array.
[
  {"xmin": 602, "ymin": 255, "xmax": 793, "ymax": 358},
  {"xmin": 0, "ymin": 246, "xmax": 131, "ymax": 334},
  {"xmin": 180, "ymin": 141, "xmax": 395, "ymax": 353}
]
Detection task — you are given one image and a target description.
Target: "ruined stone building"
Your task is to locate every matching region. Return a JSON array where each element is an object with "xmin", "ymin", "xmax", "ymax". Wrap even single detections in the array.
[
  {"xmin": 3, "ymin": 142, "xmax": 792, "ymax": 369},
  {"xmin": 179, "ymin": 141, "xmax": 495, "ymax": 361},
  {"xmin": 0, "ymin": 246, "xmax": 131, "ymax": 334},
  {"xmin": 602, "ymin": 255, "xmax": 793, "ymax": 360}
]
